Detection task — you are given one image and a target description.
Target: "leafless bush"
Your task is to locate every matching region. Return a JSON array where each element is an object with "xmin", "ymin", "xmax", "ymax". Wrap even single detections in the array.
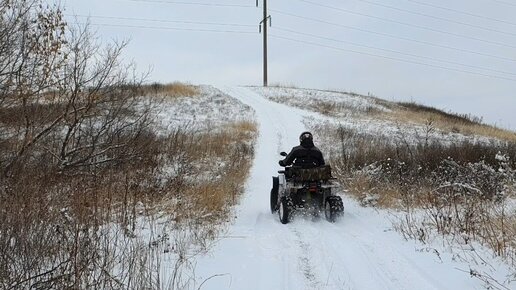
[
  {"xmin": 0, "ymin": 128, "xmax": 163, "ymax": 288},
  {"xmin": 329, "ymin": 125, "xmax": 516, "ymax": 267},
  {"xmin": 0, "ymin": 1, "xmax": 152, "ymax": 178}
]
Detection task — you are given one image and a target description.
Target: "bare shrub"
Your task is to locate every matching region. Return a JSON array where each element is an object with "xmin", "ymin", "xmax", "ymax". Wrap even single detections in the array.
[
  {"xmin": 329, "ymin": 124, "xmax": 516, "ymax": 267},
  {"xmin": 0, "ymin": 1, "xmax": 151, "ymax": 178}
]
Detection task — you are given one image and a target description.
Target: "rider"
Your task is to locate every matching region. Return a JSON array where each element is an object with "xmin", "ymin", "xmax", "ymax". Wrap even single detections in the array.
[{"xmin": 279, "ymin": 131, "xmax": 325, "ymax": 168}]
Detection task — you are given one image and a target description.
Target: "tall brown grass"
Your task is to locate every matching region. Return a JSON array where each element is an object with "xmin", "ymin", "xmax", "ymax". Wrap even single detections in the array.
[
  {"xmin": 141, "ymin": 82, "xmax": 199, "ymax": 98},
  {"xmin": 160, "ymin": 121, "xmax": 256, "ymax": 220},
  {"xmin": 386, "ymin": 102, "xmax": 516, "ymax": 142}
]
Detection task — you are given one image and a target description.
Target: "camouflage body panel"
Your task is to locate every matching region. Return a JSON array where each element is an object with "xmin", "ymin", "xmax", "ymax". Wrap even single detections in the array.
[{"xmin": 286, "ymin": 165, "xmax": 333, "ymax": 182}]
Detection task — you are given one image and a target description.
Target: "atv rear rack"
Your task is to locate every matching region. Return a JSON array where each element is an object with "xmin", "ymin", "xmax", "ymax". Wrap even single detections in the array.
[{"xmin": 288, "ymin": 181, "xmax": 339, "ymax": 189}]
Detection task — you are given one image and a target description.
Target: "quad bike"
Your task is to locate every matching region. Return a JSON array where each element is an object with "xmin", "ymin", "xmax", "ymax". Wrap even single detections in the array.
[{"xmin": 270, "ymin": 152, "xmax": 344, "ymax": 224}]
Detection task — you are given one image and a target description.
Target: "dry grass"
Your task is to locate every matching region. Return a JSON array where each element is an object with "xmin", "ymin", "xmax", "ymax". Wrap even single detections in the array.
[
  {"xmin": 344, "ymin": 174, "xmax": 412, "ymax": 209},
  {"xmin": 484, "ymin": 212, "xmax": 516, "ymax": 259},
  {"xmin": 313, "ymin": 100, "xmax": 340, "ymax": 116},
  {"xmin": 141, "ymin": 82, "xmax": 200, "ymax": 98},
  {"xmin": 268, "ymin": 82, "xmax": 299, "ymax": 89},
  {"xmin": 230, "ymin": 120, "xmax": 258, "ymax": 133},
  {"xmin": 385, "ymin": 102, "xmax": 516, "ymax": 142},
  {"xmin": 332, "ymin": 125, "xmax": 516, "ymax": 204},
  {"xmin": 144, "ymin": 119, "xmax": 256, "ymax": 217},
  {"xmin": 0, "ymin": 103, "xmax": 66, "ymax": 126}
]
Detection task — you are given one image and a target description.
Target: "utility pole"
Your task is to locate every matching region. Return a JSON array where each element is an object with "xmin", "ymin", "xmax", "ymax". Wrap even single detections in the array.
[{"xmin": 257, "ymin": 0, "xmax": 271, "ymax": 87}]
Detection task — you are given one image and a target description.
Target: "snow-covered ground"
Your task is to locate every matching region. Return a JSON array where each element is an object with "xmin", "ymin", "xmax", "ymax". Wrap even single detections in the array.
[
  {"xmin": 250, "ymin": 86, "xmax": 389, "ymax": 117},
  {"xmin": 153, "ymin": 85, "xmax": 255, "ymax": 133},
  {"xmin": 189, "ymin": 86, "xmax": 513, "ymax": 290}
]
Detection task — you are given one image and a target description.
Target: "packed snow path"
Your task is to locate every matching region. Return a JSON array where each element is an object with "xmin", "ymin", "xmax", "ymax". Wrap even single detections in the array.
[{"xmin": 194, "ymin": 86, "xmax": 488, "ymax": 290}]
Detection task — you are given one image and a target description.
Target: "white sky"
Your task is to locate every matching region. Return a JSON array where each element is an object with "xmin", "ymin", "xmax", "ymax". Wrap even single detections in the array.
[{"xmin": 63, "ymin": 0, "xmax": 516, "ymax": 131}]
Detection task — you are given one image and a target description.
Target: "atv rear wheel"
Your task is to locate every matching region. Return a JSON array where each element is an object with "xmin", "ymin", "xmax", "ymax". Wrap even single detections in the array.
[
  {"xmin": 279, "ymin": 197, "xmax": 292, "ymax": 224},
  {"xmin": 270, "ymin": 189, "xmax": 278, "ymax": 213},
  {"xmin": 325, "ymin": 196, "xmax": 344, "ymax": 223},
  {"xmin": 270, "ymin": 177, "xmax": 279, "ymax": 213}
]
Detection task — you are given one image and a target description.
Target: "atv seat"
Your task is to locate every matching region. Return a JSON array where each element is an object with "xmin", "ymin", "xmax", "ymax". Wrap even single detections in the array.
[{"xmin": 286, "ymin": 165, "xmax": 333, "ymax": 182}]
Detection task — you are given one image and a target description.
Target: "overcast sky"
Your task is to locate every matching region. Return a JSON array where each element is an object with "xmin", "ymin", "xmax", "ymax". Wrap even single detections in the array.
[{"xmin": 63, "ymin": 0, "xmax": 516, "ymax": 130}]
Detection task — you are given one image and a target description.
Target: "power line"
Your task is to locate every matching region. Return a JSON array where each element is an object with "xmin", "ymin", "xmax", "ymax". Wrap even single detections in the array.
[
  {"xmin": 127, "ymin": 0, "xmax": 255, "ymax": 8},
  {"xmin": 269, "ymin": 34, "xmax": 516, "ymax": 82},
  {"xmin": 74, "ymin": 21, "xmax": 516, "ymax": 82},
  {"xmin": 71, "ymin": 1, "xmax": 516, "ymax": 83},
  {"xmin": 349, "ymin": 0, "xmax": 516, "ymax": 37},
  {"xmin": 68, "ymin": 14, "xmax": 255, "ymax": 27},
  {"xmin": 490, "ymin": 0, "xmax": 516, "ymax": 8},
  {"xmin": 292, "ymin": 0, "xmax": 516, "ymax": 49},
  {"xmin": 270, "ymin": 9, "xmax": 516, "ymax": 63},
  {"xmin": 68, "ymin": 13, "xmax": 516, "ymax": 76},
  {"xmin": 406, "ymin": 0, "xmax": 516, "ymax": 27},
  {"xmin": 273, "ymin": 27, "xmax": 516, "ymax": 77},
  {"xmin": 75, "ymin": 22, "xmax": 257, "ymax": 34}
]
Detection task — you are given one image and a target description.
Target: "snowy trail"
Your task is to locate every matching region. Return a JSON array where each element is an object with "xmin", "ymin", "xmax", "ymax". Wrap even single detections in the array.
[{"xmin": 194, "ymin": 86, "xmax": 484, "ymax": 290}]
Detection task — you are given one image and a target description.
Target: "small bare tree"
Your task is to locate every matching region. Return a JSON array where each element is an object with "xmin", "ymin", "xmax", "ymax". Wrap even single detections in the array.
[
  {"xmin": 0, "ymin": 1, "xmax": 156, "ymax": 288},
  {"xmin": 0, "ymin": 0, "xmax": 151, "ymax": 178}
]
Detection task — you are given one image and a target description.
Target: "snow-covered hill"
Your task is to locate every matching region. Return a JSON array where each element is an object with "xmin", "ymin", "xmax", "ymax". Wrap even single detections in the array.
[
  {"xmin": 189, "ymin": 86, "xmax": 513, "ymax": 290},
  {"xmin": 249, "ymin": 86, "xmax": 508, "ymax": 149}
]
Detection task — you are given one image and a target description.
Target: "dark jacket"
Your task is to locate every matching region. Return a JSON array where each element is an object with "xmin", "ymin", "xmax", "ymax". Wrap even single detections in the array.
[{"xmin": 280, "ymin": 140, "xmax": 325, "ymax": 168}]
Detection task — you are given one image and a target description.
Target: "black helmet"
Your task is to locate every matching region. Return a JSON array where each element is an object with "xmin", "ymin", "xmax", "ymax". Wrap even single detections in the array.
[{"xmin": 299, "ymin": 131, "xmax": 313, "ymax": 143}]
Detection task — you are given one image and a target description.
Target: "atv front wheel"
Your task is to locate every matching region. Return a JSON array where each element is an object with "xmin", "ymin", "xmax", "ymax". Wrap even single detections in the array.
[{"xmin": 279, "ymin": 197, "xmax": 292, "ymax": 224}]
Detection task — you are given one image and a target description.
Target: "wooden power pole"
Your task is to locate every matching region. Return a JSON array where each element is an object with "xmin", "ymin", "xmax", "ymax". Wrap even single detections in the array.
[{"xmin": 257, "ymin": 0, "xmax": 271, "ymax": 87}]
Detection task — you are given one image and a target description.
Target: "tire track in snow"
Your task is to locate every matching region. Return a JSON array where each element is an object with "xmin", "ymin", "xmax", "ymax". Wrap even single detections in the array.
[
  {"xmin": 292, "ymin": 228, "xmax": 322, "ymax": 290},
  {"xmin": 294, "ymin": 207, "xmax": 451, "ymax": 290}
]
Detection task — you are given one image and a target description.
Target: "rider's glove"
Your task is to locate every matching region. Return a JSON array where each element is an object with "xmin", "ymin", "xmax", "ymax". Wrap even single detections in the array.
[{"xmin": 279, "ymin": 160, "xmax": 285, "ymax": 166}]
